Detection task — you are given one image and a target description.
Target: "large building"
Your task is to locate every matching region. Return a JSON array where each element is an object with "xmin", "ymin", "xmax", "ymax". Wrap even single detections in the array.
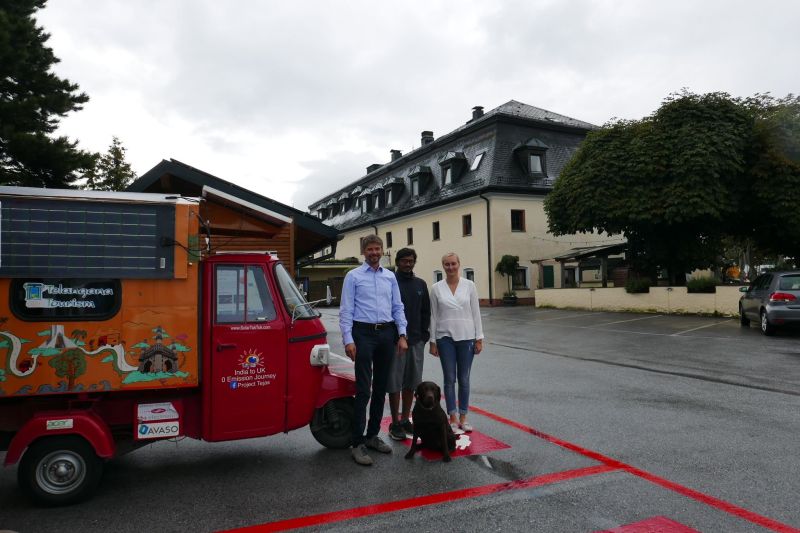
[{"xmin": 307, "ymin": 101, "xmax": 624, "ymax": 305}]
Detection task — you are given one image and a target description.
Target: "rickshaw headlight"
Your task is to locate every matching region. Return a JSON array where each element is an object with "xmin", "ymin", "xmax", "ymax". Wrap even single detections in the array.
[{"xmin": 310, "ymin": 344, "xmax": 330, "ymax": 366}]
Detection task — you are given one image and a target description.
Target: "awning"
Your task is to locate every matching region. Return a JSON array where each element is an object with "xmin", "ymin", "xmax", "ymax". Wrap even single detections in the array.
[{"xmin": 531, "ymin": 242, "xmax": 627, "ymax": 263}]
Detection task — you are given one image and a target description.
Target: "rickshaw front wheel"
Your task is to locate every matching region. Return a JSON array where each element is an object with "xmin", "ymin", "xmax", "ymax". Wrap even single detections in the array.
[{"xmin": 310, "ymin": 397, "xmax": 354, "ymax": 449}]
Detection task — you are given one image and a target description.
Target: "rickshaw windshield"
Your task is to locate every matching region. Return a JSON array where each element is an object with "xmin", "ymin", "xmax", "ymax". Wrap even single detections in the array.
[{"xmin": 274, "ymin": 263, "xmax": 317, "ymax": 319}]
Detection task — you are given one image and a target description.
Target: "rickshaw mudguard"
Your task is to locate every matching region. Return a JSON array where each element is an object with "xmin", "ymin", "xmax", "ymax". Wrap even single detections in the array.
[
  {"xmin": 5, "ymin": 411, "xmax": 115, "ymax": 466},
  {"xmin": 314, "ymin": 367, "xmax": 356, "ymax": 409}
]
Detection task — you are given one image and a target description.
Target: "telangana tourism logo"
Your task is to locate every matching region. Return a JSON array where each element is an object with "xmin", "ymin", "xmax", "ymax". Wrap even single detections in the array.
[{"xmin": 23, "ymin": 282, "xmax": 114, "ymax": 309}]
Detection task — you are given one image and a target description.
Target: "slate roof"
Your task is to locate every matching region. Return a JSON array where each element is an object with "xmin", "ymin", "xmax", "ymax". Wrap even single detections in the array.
[{"xmin": 310, "ymin": 100, "xmax": 597, "ymax": 232}]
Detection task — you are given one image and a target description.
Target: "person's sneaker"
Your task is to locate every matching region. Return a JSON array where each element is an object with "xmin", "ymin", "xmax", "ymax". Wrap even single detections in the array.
[
  {"xmin": 389, "ymin": 422, "xmax": 406, "ymax": 441},
  {"xmin": 365, "ymin": 435, "xmax": 392, "ymax": 453},
  {"xmin": 450, "ymin": 422, "xmax": 464, "ymax": 435},
  {"xmin": 351, "ymin": 444, "xmax": 373, "ymax": 466},
  {"xmin": 400, "ymin": 418, "xmax": 414, "ymax": 435}
]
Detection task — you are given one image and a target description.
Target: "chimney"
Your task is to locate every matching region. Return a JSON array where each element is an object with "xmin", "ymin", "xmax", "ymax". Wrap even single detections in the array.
[
  {"xmin": 390, "ymin": 149, "xmax": 402, "ymax": 161},
  {"xmin": 421, "ymin": 131, "xmax": 434, "ymax": 146},
  {"xmin": 366, "ymin": 163, "xmax": 382, "ymax": 174},
  {"xmin": 472, "ymin": 106, "xmax": 484, "ymax": 120}
]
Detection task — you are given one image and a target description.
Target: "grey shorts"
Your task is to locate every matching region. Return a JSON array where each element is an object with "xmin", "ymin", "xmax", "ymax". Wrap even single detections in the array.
[{"xmin": 387, "ymin": 341, "xmax": 425, "ymax": 394}]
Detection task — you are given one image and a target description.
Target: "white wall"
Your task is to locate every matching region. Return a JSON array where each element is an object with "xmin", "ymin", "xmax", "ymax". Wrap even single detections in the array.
[{"xmin": 535, "ymin": 286, "xmax": 742, "ymax": 316}]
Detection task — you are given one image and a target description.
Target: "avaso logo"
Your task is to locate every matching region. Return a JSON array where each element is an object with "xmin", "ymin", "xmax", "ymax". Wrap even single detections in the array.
[{"xmin": 137, "ymin": 421, "xmax": 180, "ymax": 439}]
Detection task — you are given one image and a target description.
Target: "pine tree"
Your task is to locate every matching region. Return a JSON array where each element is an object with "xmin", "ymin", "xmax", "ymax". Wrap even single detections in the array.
[
  {"xmin": 94, "ymin": 136, "xmax": 136, "ymax": 191},
  {"xmin": 0, "ymin": 0, "xmax": 94, "ymax": 188}
]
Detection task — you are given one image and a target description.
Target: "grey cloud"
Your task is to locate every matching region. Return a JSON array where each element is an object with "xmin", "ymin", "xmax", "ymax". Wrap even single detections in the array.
[
  {"xmin": 36, "ymin": 0, "xmax": 800, "ymax": 210},
  {"xmin": 292, "ymin": 150, "xmax": 383, "ymax": 211}
]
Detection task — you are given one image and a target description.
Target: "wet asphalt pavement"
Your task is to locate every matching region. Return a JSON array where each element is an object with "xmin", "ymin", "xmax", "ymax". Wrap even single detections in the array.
[{"xmin": 1, "ymin": 307, "xmax": 798, "ymax": 532}]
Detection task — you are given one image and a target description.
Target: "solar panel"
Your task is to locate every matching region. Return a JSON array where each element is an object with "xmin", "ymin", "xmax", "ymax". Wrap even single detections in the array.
[{"xmin": 0, "ymin": 198, "xmax": 175, "ymax": 279}]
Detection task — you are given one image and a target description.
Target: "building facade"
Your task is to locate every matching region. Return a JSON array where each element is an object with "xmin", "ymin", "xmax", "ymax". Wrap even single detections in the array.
[{"xmin": 308, "ymin": 101, "xmax": 622, "ymax": 305}]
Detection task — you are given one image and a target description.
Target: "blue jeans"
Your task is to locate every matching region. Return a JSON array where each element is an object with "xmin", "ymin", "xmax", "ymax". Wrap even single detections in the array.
[{"xmin": 436, "ymin": 336, "xmax": 475, "ymax": 416}]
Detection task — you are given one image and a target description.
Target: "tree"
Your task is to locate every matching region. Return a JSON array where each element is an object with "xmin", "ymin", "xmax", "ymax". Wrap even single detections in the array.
[
  {"xmin": 544, "ymin": 91, "xmax": 800, "ymax": 285},
  {"xmin": 495, "ymin": 254, "xmax": 519, "ymax": 296},
  {"xmin": 48, "ymin": 348, "xmax": 87, "ymax": 390},
  {"xmin": 737, "ymin": 94, "xmax": 800, "ymax": 260},
  {"xmin": 90, "ymin": 136, "xmax": 136, "ymax": 191},
  {"xmin": 0, "ymin": 0, "xmax": 94, "ymax": 188}
]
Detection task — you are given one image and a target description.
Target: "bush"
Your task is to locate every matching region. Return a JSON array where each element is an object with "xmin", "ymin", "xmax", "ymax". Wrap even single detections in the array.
[
  {"xmin": 686, "ymin": 277, "xmax": 717, "ymax": 293},
  {"xmin": 625, "ymin": 278, "xmax": 651, "ymax": 293}
]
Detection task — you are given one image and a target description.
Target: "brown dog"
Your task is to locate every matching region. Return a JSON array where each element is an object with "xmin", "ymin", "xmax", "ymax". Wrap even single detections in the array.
[{"xmin": 405, "ymin": 381, "xmax": 456, "ymax": 462}]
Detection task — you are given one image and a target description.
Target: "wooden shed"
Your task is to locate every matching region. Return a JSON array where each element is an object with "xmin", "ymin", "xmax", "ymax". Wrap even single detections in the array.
[{"xmin": 129, "ymin": 159, "xmax": 340, "ymax": 275}]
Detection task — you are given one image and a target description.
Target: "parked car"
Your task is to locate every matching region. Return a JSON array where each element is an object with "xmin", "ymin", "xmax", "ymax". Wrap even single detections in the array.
[{"xmin": 739, "ymin": 271, "xmax": 800, "ymax": 335}]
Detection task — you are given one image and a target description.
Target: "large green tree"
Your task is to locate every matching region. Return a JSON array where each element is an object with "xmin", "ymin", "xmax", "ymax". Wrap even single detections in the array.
[
  {"xmin": 738, "ymin": 94, "xmax": 800, "ymax": 261},
  {"xmin": 544, "ymin": 91, "xmax": 800, "ymax": 284},
  {"xmin": 0, "ymin": 0, "xmax": 94, "ymax": 188}
]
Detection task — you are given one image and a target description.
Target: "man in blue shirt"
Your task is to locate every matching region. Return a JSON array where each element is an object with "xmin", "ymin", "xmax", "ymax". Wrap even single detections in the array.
[{"xmin": 340, "ymin": 234, "xmax": 408, "ymax": 466}]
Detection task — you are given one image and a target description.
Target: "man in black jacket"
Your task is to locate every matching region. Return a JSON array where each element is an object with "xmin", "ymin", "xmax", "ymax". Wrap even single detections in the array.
[{"xmin": 388, "ymin": 248, "xmax": 431, "ymax": 440}]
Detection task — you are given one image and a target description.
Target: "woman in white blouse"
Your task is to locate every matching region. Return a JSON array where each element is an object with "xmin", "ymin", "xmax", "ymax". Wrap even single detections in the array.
[{"xmin": 429, "ymin": 252, "xmax": 484, "ymax": 432}]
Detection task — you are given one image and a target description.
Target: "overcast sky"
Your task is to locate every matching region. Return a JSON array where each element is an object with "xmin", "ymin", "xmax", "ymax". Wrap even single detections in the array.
[{"xmin": 38, "ymin": 0, "xmax": 799, "ymax": 210}]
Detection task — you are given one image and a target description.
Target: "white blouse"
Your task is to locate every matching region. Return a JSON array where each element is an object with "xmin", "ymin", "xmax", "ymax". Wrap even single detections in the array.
[{"xmin": 430, "ymin": 278, "xmax": 484, "ymax": 342}]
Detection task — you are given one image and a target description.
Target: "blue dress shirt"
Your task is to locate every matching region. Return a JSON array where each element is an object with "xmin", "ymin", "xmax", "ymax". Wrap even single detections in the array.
[{"xmin": 339, "ymin": 262, "xmax": 408, "ymax": 345}]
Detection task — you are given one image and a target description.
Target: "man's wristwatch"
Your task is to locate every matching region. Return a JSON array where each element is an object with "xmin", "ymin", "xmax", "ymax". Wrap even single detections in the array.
[{"xmin": 399, "ymin": 334, "xmax": 407, "ymax": 339}]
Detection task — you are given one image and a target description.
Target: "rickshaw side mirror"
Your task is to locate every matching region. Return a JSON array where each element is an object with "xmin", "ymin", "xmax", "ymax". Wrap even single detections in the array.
[{"xmin": 290, "ymin": 299, "xmax": 326, "ymax": 325}]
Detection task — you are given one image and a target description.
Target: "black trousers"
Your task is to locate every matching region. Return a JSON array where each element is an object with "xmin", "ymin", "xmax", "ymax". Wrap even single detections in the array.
[{"xmin": 351, "ymin": 325, "xmax": 396, "ymax": 446}]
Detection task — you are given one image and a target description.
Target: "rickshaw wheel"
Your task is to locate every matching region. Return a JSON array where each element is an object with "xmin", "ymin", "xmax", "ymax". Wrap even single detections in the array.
[
  {"xmin": 18, "ymin": 435, "xmax": 103, "ymax": 506},
  {"xmin": 310, "ymin": 397, "xmax": 354, "ymax": 449}
]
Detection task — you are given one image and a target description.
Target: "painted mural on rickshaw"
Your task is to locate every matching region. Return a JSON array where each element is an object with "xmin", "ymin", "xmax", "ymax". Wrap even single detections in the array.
[{"xmin": 0, "ymin": 319, "xmax": 193, "ymax": 397}]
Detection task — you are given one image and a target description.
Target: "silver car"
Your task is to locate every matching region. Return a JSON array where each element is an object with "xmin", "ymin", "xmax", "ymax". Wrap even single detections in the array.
[{"xmin": 739, "ymin": 271, "xmax": 800, "ymax": 335}]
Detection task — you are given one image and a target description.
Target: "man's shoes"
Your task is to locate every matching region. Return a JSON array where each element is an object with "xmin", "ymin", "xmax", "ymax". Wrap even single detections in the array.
[
  {"xmin": 365, "ymin": 435, "xmax": 392, "ymax": 453},
  {"xmin": 400, "ymin": 418, "xmax": 414, "ymax": 435},
  {"xmin": 351, "ymin": 444, "xmax": 373, "ymax": 466},
  {"xmin": 389, "ymin": 422, "xmax": 407, "ymax": 441}
]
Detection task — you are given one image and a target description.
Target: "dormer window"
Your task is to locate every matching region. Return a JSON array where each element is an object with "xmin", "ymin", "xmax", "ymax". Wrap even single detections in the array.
[
  {"xmin": 514, "ymin": 137, "xmax": 549, "ymax": 177},
  {"xmin": 408, "ymin": 165, "xmax": 433, "ymax": 196},
  {"xmin": 381, "ymin": 176, "xmax": 402, "ymax": 207},
  {"xmin": 438, "ymin": 152, "xmax": 467, "ymax": 187},
  {"xmin": 351, "ymin": 186, "xmax": 363, "ymax": 211},
  {"xmin": 336, "ymin": 192, "xmax": 350, "ymax": 213},
  {"xmin": 372, "ymin": 190, "xmax": 382, "ymax": 210},
  {"xmin": 360, "ymin": 197, "xmax": 367, "ymax": 214}
]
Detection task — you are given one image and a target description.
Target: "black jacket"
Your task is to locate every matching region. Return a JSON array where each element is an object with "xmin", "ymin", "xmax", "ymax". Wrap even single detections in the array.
[{"xmin": 395, "ymin": 270, "xmax": 431, "ymax": 344}]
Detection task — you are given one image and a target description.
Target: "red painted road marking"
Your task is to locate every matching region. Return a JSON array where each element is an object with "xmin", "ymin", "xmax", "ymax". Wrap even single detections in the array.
[
  {"xmin": 221, "ymin": 465, "xmax": 618, "ymax": 532},
  {"xmin": 595, "ymin": 515, "xmax": 701, "ymax": 532},
  {"xmin": 379, "ymin": 417, "xmax": 510, "ymax": 460},
  {"xmin": 471, "ymin": 406, "xmax": 800, "ymax": 533}
]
